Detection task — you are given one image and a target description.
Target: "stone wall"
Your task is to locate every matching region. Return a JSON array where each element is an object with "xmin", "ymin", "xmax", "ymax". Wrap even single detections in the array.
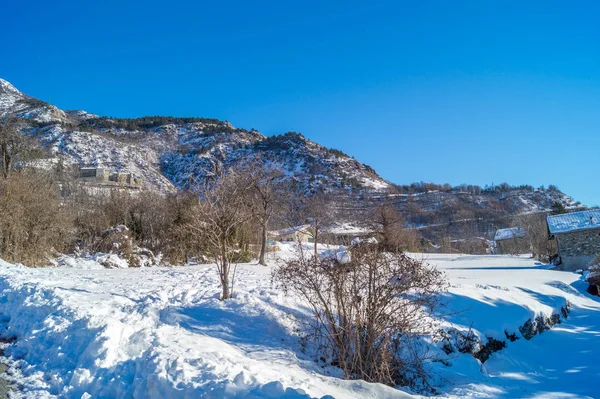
[{"xmin": 556, "ymin": 229, "xmax": 600, "ymax": 270}]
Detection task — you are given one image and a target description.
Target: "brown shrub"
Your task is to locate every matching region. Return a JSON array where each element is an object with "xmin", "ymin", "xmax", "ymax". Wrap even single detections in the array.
[
  {"xmin": 0, "ymin": 172, "xmax": 73, "ymax": 265},
  {"xmin": 273, "ymin": 246, "xmax": 447, "ymax": 390}
]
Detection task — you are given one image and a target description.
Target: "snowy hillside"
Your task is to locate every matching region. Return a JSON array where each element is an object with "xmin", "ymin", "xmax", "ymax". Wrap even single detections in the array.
[
  {"xmin": 0, "ymin": 249, "xmax": 597, "ymax": 398},
  {"xmin": 0, "ymin": 79, "xmax": 67, "ymax": 124},
  {"xmin": 1, "ymin": 78, "xmax": 390, "ymax": 194}
]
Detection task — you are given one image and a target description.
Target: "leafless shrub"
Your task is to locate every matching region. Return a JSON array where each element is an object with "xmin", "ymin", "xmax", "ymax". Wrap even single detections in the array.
[
  {"xmin": 0, "ymin": 171, "xmax": 73, "ymax": 265},
  {"xmin": 71, "ymin": 187, "xmax": 183, "ymax": 261},
  {"xmin": 273, "ymin": 246, "xmax": 447, "ymax": 390},
  {"xmin": 162, "ymin": 192, "xmax": 204, "ymax": 263}
]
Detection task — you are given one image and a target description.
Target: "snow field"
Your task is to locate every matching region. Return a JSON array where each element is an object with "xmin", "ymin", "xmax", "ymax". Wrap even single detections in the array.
[
  {"xmin": 0, "ymin": 248, "xmax": 597, "ymax": 398},
  {"xmin": 0, "ymin": 256, "xmax": 408, "ymax": 399}
]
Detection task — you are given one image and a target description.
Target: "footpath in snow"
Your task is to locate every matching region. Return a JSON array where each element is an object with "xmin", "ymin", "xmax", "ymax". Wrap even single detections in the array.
[{"xmin": 0, "ymin": 247, "xmax": 597, "ymax": 399}]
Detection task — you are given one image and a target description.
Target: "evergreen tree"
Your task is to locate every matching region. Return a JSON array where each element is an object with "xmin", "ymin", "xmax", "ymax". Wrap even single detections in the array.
[{"xmin": 551, "ymin": 201, "xmax": 567, "ymax": 215}]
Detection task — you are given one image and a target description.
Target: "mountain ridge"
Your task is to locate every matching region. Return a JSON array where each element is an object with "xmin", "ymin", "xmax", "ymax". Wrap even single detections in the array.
[
  {"xmin": 0, "ymin": 78, "xmax": 391, "ymax": 194},
  {"xmin": 0, "ymin": 78, "xmax": 581, "ymax": 224}
]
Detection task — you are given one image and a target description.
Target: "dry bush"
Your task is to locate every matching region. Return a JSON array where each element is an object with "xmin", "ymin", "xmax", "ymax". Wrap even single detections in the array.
[
  {"xmin": 71, "ymin": 187, "xmax": 182, "ymax": 261},
  {"xmin": 93, "ymin": 224, "xmax": 135, "ymax": 255},
  {"xmin": 163, "ymin": 193, "xmax": 205, "ymax": 263},
  {"xmin": 70, "ymin": 188, "xmax": 112, "ymax": 249},
  {"xmin": 0, "ymin": 117, "xmax": 39, "ymax": 179},
  {"xmin": 0, "ymin": 172, "xmax": 73, "ymax": 265},
  {"xmin": 91, "ymin": 224, "xmax": 156, "ymax": 267},
  {"xmin": 273, "ymin": 246, "xmax": 447, "ymax": 390},
  {"xmin": 128, "ymin": 191, "xmax": 178, "ymax": 252}
]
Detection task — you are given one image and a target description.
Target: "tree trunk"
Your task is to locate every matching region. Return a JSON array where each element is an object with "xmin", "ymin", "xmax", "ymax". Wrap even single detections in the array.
[
  {"xmin": 314, "ymin": 228, "xmax": 318, "ymax": 260},
  {"xmin": 1, "ymin": 145, "xmax": 10, "ymax": 179},
  {"xmin": 259, "ymin": 220, "xmax": 267, "ymax": 266},
  {"xmin": 220, "ymin": 244, "xmax": 230, "ymax": 300}
]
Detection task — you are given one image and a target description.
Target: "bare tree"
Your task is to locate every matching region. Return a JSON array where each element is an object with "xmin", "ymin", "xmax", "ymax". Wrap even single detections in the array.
[
  {"xmin": 370, "ymin": 202, "xmax": 421, "ymax": 252},
  {"xmin": 246, "ymin": 160, "xmax": 285, "ymax": 265},
  {"xmin": 187, "ymin": 167, "xmax": 254, "ymax": 299},
  {"xmin": 273, "ymin": 245, "xmax": 447, "ymax": 389},
  {"xmin": 290, "ymin": 191, "xmax": 333, "ymax": 259},
  {"xmin": 512, "ymin": 212, "xmax": 557, "ymax": 262}
]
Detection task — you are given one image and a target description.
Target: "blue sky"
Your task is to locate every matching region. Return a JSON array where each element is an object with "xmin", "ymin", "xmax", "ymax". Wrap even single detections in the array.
[{"xmin": 2, "ymin": 1, "xmax": 599, "ymax": 205}]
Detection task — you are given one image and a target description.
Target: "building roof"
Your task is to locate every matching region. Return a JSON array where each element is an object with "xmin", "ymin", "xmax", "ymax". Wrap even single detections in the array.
[
  {"xmin": 494, "ymin": 227, "xmax": 527, "ymax": 241},
  {"xmin": 326, "ymin": 222, "xmax": 373, "ymax": 236},
  {"xmin": 268, "ymin": 225, "xmax": 311, "ymax": 237},
  {"xmin": 547, "ymin": 210, "xmax": 600, "ymax": 235}
]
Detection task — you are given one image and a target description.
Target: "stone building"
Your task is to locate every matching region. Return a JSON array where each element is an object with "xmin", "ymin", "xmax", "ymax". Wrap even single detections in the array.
[
  {"xmin": 78, "ymin": 167, "xmax": 142, "ymax": 188},
  {"xmin": 268, "ymin": 225, "xmax": 313, "ymax": 243},
  {"xmin": 547, "ymin": 210, "xmax": 600, "ymax": 271}
]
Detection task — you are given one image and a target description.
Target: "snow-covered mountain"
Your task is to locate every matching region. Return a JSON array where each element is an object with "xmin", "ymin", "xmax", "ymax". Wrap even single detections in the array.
[{"xmin": 0, "ymin": 78, "xmax": 390, "ymax": 194}]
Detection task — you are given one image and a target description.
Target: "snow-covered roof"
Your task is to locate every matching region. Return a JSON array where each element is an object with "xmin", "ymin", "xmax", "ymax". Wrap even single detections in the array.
[
  {"xmin": 494, "ymin": 227, "xmax": 527, "ymax": 241},
  {"xmin": 547, "ymin": 210, "xmax": 600, "ymax": 235},
  {"xmin": 269, "ymin": 225, "xmax": 311, "ymax": 237},
  {"xmin": 326, "ymin": 222, "xmax": 373, "ymax": 236}
]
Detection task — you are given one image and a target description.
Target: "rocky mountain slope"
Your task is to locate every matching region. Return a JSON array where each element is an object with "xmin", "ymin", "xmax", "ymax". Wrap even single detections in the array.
[{"xmin": 1, "ymin": 78, "xmax": 388, "ymax": 194}]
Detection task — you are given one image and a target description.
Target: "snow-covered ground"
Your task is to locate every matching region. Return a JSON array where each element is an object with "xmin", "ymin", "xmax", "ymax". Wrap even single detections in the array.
[{"xmin": 0, "ymin": 246, "xmax": 598, "ymax": 398}]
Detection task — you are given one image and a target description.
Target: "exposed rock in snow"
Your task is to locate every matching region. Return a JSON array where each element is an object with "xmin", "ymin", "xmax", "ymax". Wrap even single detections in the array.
[{"xmin": 64, "ymin": 109, "xmax": 99, "ymax": 120}]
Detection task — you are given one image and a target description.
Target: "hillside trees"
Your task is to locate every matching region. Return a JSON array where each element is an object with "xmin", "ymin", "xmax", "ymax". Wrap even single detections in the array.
[
  {"xmin": 0, "ymin": 117, "xmax": 38, "ymax": 179},
  {"xmin": 551, "ymin": 201, "xmax": 568, "ymax": 215}
]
